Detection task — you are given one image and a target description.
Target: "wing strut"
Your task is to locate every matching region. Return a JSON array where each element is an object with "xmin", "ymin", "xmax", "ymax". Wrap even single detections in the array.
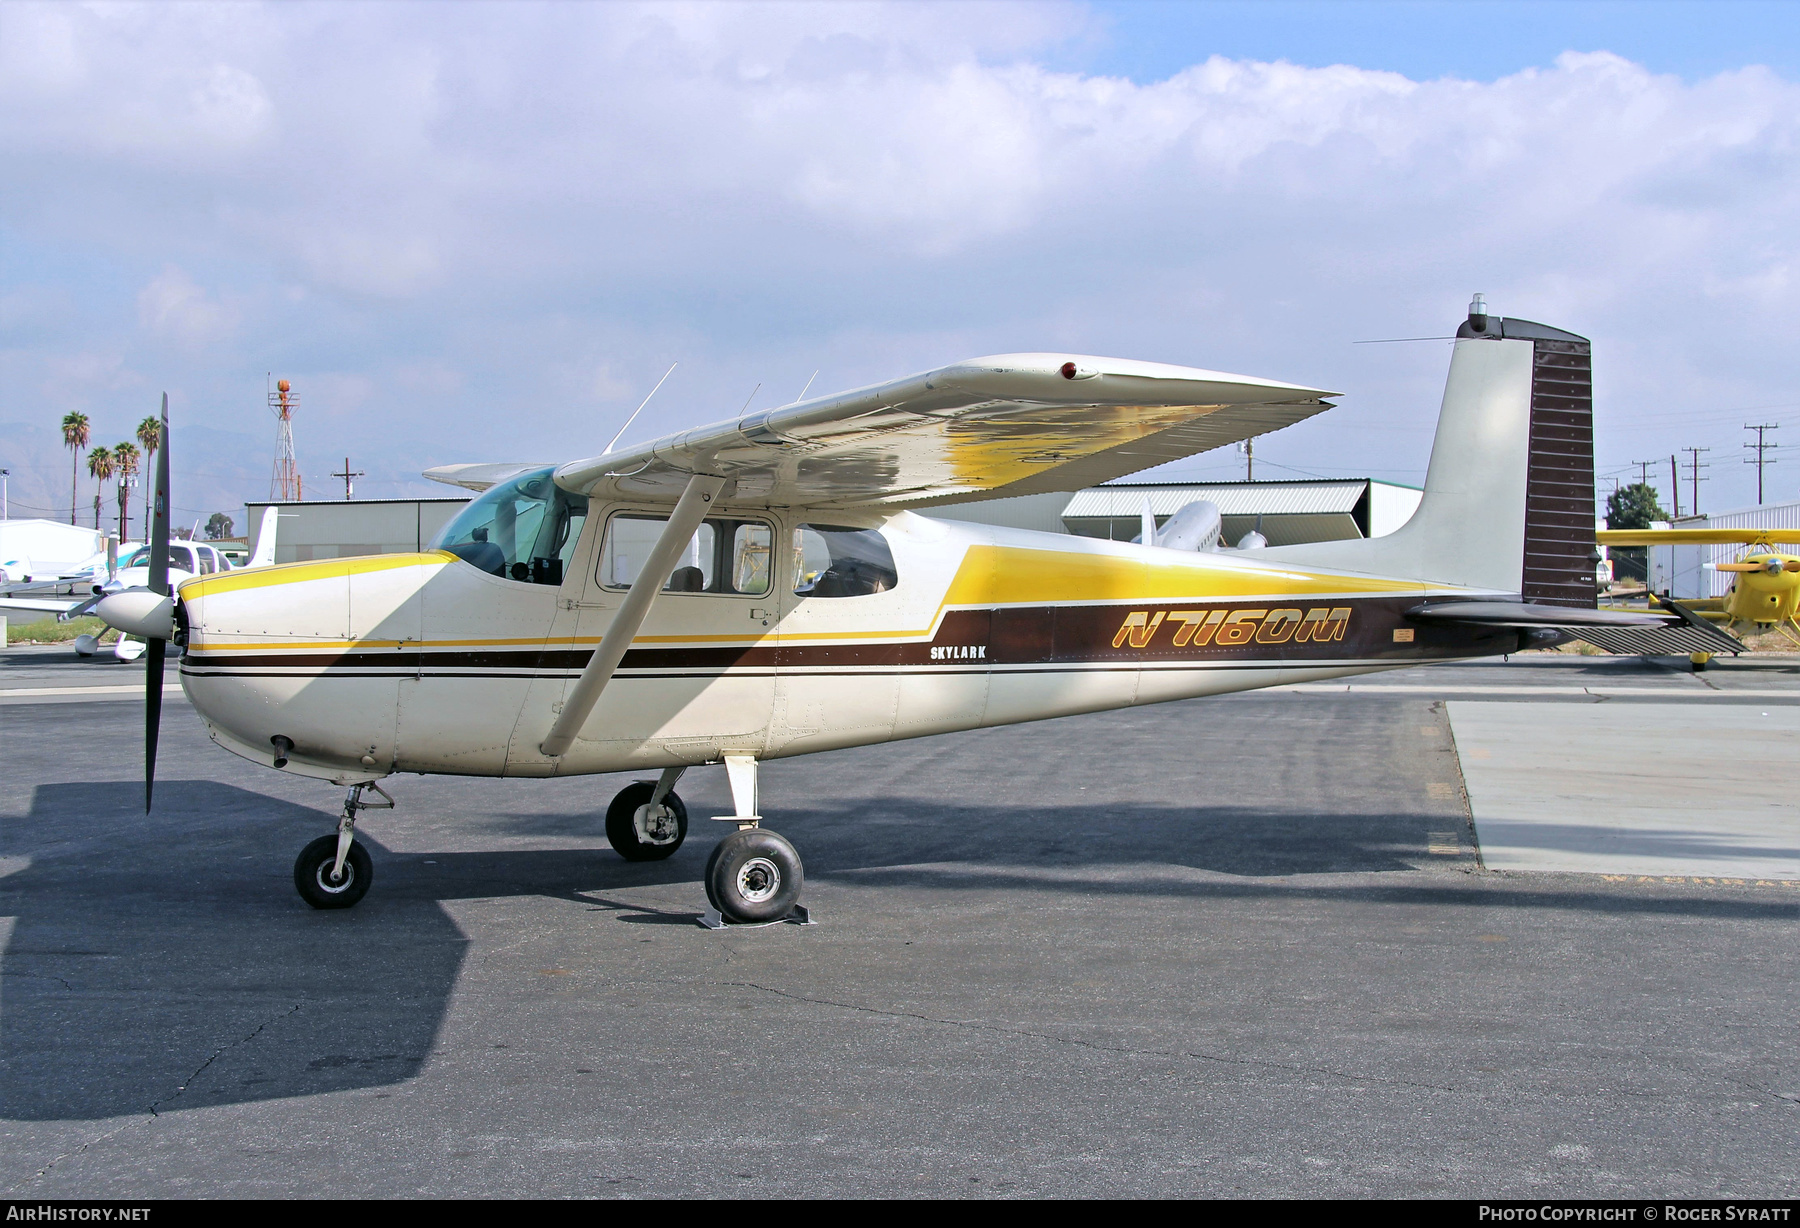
[{"xmin": 539, "ymin": 474, "xmax": 725, "ymax": 758}]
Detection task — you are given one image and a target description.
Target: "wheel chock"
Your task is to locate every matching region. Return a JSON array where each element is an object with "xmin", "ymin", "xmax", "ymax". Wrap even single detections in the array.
[{"xmin": 696, "ymin": 904, "xmax": 814, "ymax": 930}]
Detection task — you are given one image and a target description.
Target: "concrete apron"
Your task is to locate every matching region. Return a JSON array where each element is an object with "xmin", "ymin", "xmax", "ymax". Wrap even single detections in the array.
[{"xmin": 1449, "ymin": 700, "xmax": 1800, "ymax": 878}]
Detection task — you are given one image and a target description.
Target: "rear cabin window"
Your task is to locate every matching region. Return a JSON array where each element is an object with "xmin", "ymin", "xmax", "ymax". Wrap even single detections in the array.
[
  {"xmin": 792, "ymin": 525, "xmax": 897, "ymax": 597},
  {"xmin": 600, "ymin": 514, "xmax": 773, "ymax": 596}
]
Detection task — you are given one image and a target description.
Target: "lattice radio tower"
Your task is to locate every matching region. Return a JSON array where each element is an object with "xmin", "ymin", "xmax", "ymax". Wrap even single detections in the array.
[{"xmin": 268, "ymin": 377, "xmax": 302, "ymax": 501}]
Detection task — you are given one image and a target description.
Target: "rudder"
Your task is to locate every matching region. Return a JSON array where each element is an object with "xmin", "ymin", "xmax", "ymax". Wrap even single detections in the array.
[{"xmin": 1261, "ymin": 301, "xmax": 1595, "ymax": 606}]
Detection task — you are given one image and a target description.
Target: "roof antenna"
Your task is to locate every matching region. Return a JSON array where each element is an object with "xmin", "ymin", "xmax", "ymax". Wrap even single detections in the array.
[
  {"xmin": 603, "ymin": 363, "xmax": 677, "ymax": 455},
  {"xmin": 737, "ymin": 383, "xmax": 762, "ymax": 416},
  {"xmin": 795, "ymin": 370, "xmax": 818, "ymax": 403}
]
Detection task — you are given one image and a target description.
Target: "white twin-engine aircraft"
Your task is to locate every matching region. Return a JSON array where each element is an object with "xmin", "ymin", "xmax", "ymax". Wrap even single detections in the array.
[{"xmin": 100, "ymin": 300, "xmax": 1658, "ymax": 924}]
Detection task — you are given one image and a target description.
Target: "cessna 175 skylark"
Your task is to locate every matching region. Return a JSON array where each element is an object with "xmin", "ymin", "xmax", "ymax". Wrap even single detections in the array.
[{"xmin": 98, "ymin": 299, "xmax": 1660, "ymax": 924}]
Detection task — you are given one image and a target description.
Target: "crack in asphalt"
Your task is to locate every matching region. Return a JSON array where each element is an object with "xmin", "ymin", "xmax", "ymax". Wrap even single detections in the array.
[
  {"xmin": 150, "ymin": 1002, "xmax": 303, "ymax": 1116},
  {"xmin": 718, "ymin": 980, "xmax": 1464, "ymax": 1095},
  {"xmin": 9, "ymin": 1001, "xmax": 303, "ymax": 1193}
]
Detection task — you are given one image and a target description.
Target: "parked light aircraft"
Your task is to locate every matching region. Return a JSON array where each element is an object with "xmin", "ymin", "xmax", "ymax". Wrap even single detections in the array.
[
  {"xmin": 99, "ymin": 302, "xmax": 1659, "ymax": 924},
  {"xmin": 1598, "ymin": 526, "xmax": 1800, "ymax": 644},
  {"xmin": 1, "ymin": 510, "xmax": 279, "ymax": 658}
]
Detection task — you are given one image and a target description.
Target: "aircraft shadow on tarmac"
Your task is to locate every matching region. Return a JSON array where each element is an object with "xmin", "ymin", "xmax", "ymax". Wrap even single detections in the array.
[
  {"xmin": 8, "ymin": 772, "xmax": 1796, "ymax": 1123},
  {"xmin": 2, "ymin": 779, "xmax": 467, "ymax": 1123}
]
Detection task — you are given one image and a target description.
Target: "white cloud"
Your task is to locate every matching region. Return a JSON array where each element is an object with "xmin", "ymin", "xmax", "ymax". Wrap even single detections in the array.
[
  {"xmin": 1, "ymin": 3, "xmax": 1797, "ymax": 509},
  {"xmin": 136, "ymin": 266, "xmax": 238, "ymax": 347}
]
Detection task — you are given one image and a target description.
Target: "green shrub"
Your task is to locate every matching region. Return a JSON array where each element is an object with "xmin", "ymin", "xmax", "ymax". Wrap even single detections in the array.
[{"xmin": 4, "ymin": 615, "xmax": 118, "ymax": 645}]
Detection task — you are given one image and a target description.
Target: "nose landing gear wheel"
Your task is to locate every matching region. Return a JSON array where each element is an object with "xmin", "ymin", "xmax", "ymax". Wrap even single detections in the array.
[
  {"xmin": 605, "ymin": 781, "xmax": 689, "ymax": 861},
  {"xmin": 294, "ymin": 834, "xmax": 373, "ymax": 910},
  {"xmin": 706, "ymin": 828, "xmax": 803, "ymax": 924}
]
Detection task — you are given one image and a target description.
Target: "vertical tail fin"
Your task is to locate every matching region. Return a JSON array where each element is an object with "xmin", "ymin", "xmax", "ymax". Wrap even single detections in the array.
[
  {"xmin": 1262, "ymin": 306, "xmax": 1595, "ymax": 605},
  {"xmin": 247, "ymin": 506, "xmax": 280, "ymax": 569}
]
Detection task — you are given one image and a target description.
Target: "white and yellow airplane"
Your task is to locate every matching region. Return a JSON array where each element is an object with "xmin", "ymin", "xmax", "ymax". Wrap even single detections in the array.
[{"xmin": 99, "ymin": 302, "xmax": 1659, "ymax": 924}]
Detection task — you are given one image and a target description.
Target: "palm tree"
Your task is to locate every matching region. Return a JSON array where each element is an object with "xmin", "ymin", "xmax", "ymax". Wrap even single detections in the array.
[
  {"xmin": 112, "ymin": 441, "xmax": 140, "ymax": 543},
  {"xmin": 86, "ymin": 446, "xmax": 114, "ymax": 531},
  {"xmin": 61, "ymin": 411, "xmax": 90, "ymax": 525},
  {"xmin": 136, "ymin": 415, "xmax": 163, "ymax": 539}
]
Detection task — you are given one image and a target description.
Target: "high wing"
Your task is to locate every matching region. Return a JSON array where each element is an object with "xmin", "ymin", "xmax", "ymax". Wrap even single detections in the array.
[
  {"xmin": 1598, "ymin": 528, "xmax": 1800, "ymax": 547},
  {"xmin": 423, "ymin": 462, "xmax": 549, "ymax": 493},
  {"xmin": 551, "ymin": 353, "xmax": 1335, "ymax": 509}
]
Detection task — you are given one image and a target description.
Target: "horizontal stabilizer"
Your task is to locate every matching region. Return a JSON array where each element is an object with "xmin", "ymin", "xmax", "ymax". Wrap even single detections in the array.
[
  {"xmin": 1573, "ymin": 619, "xmax": 1746, "ymax": 657},
  {"xmin": 1405, "ymin": 601, "xmax": 1668, "ymax": 629}
]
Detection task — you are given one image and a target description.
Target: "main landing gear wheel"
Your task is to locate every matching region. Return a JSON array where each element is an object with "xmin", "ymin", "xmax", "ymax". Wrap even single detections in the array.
[
  {"xmin": 605, "ymin": 781, "xmax": 689, "ymax": 861},
  {"xmin": 706, "ymin": 828, "xmax": 803, "ymax": 924},
  {"xmin": 294, "ymin": 834, "xmax": 373, "ymax": 910}
]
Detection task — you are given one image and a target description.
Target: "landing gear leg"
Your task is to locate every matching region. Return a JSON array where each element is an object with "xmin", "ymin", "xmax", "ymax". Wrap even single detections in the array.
[
  {"xmin": 699, "ymin": 754, "xmax": 811, "ymax": 928},
  {"xmin": 293, "ymin": 781, "xmax": 392, "ymax": 910}
]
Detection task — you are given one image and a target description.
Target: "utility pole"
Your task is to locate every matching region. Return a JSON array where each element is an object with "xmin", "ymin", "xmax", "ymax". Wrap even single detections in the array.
[
  {"xmin": 1632, "ymin": 459, "xmax": 1656, "ymax": 487},
  {"xmin": 1670, "ymin": 454, "xmax": 1681, "ymax": 519},
  {"xmin": 331, "ymin": 457, "xmax": 364, "ymax": 500},
  {"xmin": 1744, "ymin": 424, "xmax": 1779, "ymax": 505},
  {"xmin": 1243, "ymin": 437, "xmax": 1255, "ymax": 481},
  {"xmin": 1, "ymin": 468, "xmax": 8, "ymax": 519},
  {"xmin": 1681, "ymin": 446, "xmax": 1711, "ymax": 517}
]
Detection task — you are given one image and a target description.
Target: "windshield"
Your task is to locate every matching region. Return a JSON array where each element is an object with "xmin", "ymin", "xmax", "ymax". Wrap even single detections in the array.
[
  {"xmin": 121, "ymin": 544, "xmax": 198, "ymax": 572},
  {"xmin": 430, "ymin": 467, "xmax": 589, "ymax": 585}
]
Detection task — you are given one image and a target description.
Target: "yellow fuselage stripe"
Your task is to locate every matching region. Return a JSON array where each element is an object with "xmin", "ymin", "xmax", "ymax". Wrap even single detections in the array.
[{"xmin": 183, "ymin": 543, "xmax": 1461, "ymax": 654}]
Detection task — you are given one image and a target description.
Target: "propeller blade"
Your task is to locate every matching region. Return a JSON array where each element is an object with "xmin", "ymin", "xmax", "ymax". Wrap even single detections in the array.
[
  {"xmin": 145, "ymin": 638, "xmax": 165, "ymax": 812},
  {"xmin": 145, "ymin": 393, "xmax": 170, "ymax": 813}
]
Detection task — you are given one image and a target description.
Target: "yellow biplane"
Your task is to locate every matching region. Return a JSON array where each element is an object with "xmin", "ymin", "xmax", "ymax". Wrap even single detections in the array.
[{"xmin": 1598, "ymin": 527, "xmax": 1800, "ymax": 647}]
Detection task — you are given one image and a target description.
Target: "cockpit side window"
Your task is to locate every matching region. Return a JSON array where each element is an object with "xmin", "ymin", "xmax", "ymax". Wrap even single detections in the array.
[
  {"xmin": 429, "ymin": 467, "xmax": 589, "ymax": 586},
  {"xmin": 600, "ymin": 514, "xmax": 773, "ymax": 595},
  {"xmin": 792, "ymin": 525, "xmax": 897, "ymax": 597}
]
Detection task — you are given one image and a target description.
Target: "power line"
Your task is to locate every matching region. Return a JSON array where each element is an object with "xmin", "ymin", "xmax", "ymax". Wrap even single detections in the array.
[
  {"xmin": 1744, "ymin": 424, "xmax": 1779, "ymax": 505},
  {"xmin": 1681, "ymin": 446, "xmax": 1711, "ymax": 517}
]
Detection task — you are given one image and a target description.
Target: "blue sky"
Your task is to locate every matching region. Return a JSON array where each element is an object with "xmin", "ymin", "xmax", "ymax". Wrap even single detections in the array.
[
  {"xmin": 1, "ymin": 0, "xmax": 1796, "ymax": 527},
  {"xmin": 1076, "ymin": 1, "xmax": 1800, "ymax": 83}
]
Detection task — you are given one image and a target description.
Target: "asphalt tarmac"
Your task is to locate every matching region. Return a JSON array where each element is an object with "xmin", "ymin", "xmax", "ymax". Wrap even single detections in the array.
[{"xmin": 3, "ymin": 645, "xmax": 1798, "ymax": 1197}]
